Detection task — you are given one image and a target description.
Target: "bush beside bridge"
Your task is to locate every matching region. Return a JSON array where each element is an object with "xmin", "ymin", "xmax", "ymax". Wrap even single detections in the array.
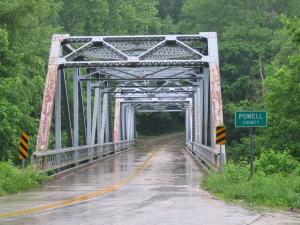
[
  {"xmin": 0, "ymin": 162, "xmax": 48, "ymax": 196},
  {"xmin": 203, "ymin": 151, "xmax": 300, "ymax": 209}
]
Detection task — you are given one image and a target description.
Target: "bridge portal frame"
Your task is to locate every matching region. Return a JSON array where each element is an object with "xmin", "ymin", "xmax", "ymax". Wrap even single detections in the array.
[{"xmin": 34, "ymin": 33, "xmax": 225, "ymax": 172}]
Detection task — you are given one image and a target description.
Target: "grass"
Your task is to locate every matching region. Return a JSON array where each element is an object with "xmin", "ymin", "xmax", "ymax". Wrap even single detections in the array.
[
  {"xmin": 0, "ymin": 161, "xmax": 49, "ymax": 196},
  {"xmin": 202, "ymin": 163, "xmax": 300, "ymax": 209}
]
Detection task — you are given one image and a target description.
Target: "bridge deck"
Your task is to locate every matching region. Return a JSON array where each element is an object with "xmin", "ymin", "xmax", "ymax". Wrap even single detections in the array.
[{"xmin": 1, "ymin": 134, "xmax": 263, "ymax": 224}]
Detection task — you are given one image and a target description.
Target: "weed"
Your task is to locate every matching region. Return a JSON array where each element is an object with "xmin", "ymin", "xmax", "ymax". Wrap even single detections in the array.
[
  {"xmin": 203, "ymin": 159, "xmax": 300, "ymax": 209},
  {"xmin": 0, "ymin": 161, "xmax": 48, "ymax": 196}
]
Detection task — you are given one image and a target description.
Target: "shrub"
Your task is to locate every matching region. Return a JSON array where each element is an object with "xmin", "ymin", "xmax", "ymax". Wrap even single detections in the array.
[
  {"xmin": 202, "ymin": 160, "xmax": 300, "ymax": 209},
  {"xmin": 223, "ymin": 161, "xmax": 249, "ymax": 183},
  {"xmin": 0, "ymin": 161, "xmax": 48, "ymax": 196},
  {"xmin": 255, "ymin": 150, "xmax": 299, "ymax": 175}
]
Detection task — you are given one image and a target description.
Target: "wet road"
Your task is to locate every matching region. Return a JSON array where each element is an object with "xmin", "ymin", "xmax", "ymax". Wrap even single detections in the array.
[{"xmin": 0, "ymin": 133, "xmax": 299, "ymax": 225}]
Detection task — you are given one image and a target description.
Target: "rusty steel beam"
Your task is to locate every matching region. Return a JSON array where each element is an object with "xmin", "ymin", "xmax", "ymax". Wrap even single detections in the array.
[
  {"xmin": 36, "ymin": 34, "xmax": 69, "ymax": 151},
  {"xmin": 35, "ymin": 33, "xmax": 225, "ymax": 170},
  {"xmin": 200, "ymin": 32, "xmax": 225, "ymax": 163},
  {"xmin": 113, "ymin": 98, "xmax": 121, "ymax": 143}
]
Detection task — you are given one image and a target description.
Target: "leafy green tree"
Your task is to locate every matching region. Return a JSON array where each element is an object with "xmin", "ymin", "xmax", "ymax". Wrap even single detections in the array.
[
  {"xmin": 179, "ymin": 0, "xmax": 300, "ymax": 161},
  {"xmin": 0, "ymin": 30, "xmax": 39, "ymax": 161},
  {"xmin": 158, "ymin": 0, "xmax": 184, "ymax": 23},
  {"xmin": 59, "ymin": 0, "xmax": 107, "ymax": 35},
  {"xmin": 263, "ymin": 17, "xmax": 300, "ymax": 159},
  {"xmin": 0, "ymin": 0, "xmax": 61, "ymax": 57},
  {"xmin": 60, "ymin": 0, "xmax": 160, "ymax": 35},
  {"xmin": 0, "ymin": 29, "xmax": 19, "ymax": 78},
  {"xmin": 0, "ymin": 0, "xmax": 60, "ymax": 162}
]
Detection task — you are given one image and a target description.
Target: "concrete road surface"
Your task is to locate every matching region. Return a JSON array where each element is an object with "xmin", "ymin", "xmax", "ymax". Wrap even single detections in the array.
[{"xmin": 0, "ymin": 133, "xmax": 299, "ymax": 225}]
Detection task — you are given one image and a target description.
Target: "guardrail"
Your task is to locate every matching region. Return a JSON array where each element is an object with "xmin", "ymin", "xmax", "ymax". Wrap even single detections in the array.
[
  {"xmin": 185, "ymin": 141, "xmax": 220, "ymax": 171},
  {"xmin": 32, "ymin": 140, "xmax": 135, "ymax": 172}
]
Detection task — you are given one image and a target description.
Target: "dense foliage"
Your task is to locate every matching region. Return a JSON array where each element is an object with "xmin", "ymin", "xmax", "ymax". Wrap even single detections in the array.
[
  {"xmin": 60, "ymin": 0, "xmax": 160, "ymax": 35},
  {"xmin": 203, "ymin": 151, "xmax": 300, "ymax": 209},
  {"xmin": 136, "ymin": 112, "xmax": 184, "ymax": 135},
  {"xmin": 0, "ymin": 1, "xmax": 299, "ymax": 172},
  {"xmin": 0, "ymin": 161, "xmax": 48, "ymax": 195}
]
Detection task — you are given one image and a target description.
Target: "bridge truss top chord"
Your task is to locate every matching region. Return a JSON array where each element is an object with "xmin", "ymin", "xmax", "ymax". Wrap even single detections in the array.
[{"xmin": 34, "ymin": 33, "xmax": 225, "ymax": 172}]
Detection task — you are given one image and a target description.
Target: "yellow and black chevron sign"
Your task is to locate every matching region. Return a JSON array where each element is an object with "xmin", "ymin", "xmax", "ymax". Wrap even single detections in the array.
[
  {"xmin": 19, "ymin": 131, "xmax": 29, "ymax": 160},
  {"xmin": 216, "ymin": 125, "xmax": 226, "ymax": 145}
]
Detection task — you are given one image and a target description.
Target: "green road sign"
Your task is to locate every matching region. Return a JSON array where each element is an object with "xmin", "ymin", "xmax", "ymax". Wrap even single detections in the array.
[{"xmin": 235, "ymin": 111, "xmax": 267, "ymax": 127}]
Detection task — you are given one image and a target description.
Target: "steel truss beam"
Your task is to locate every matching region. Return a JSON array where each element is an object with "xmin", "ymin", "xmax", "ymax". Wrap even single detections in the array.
[{"xmin": 36, "ymin": 33, "xmax": 225, "ymax": 171}]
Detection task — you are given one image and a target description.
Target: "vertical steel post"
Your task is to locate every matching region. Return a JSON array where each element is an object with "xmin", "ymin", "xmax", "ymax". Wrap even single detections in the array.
[
  {"xmin": 187, "ymin": 106, "xmax": 191, "ymax": 142},
  {"xmin": 195, "ymin": 82, "xmax": 203, "ymax": 144},
  {"xmin": 92, "ymin": 86, "xmax": 100, "ymax": 144},
  {"xmin": 185, "ymin": 108, "xmax": 188, "ymax": 143},
  {"xmin": 73, "ymin": 68, "xmax": 79, "ymax": 147},
  {"xmin": 55, "ymin": 70, "xmax": 62, "ymax": 149},
  {"xmin": 36, "ymin": 34, "xmax": 68, "ymax": 151},
  {"xmin": 130, "ymin": 108, "xmax": 133, "ymax": 140},
  {"xmin": 100, "ymin": 93, "xmax": 107, "ymax": 144},
  {"xmin": 61, "ymin": 70, "xmax": 73, "ymax": 147},
  {"xmin": 126, "ymin": 107, "xmax": 129, "ymax": 140},
  {"xmin": 121, "ymin": 104, "xmax": 126, "ymax": 141},
  {"xmin": 198, "ymin": 79, "xmax": 204, "ymax": 145},
  {"xmin": 194, "ymin": 89, "xmax": 199, "ymax": 143},
  {"xmin": 105, "ymin": 93, "xmax": 110, "ymax": 143},
  {"xmin": 127, "ymin": 108, "xmax": 131, "ymax": 140},
  {"xmin": 73, "ymin": 68, "xmax": 79, "ymax": 163},
  {"xmin": 113, "ymin": 98, "xmax": 121, "ymax": 143},
  {"xmin": 200, "ymin": 32, "xmax": 225, "ymax": 164},
  {"xmin": 86, "ymin": 80, "xmax": 92, "ymax": 160},
  {"xmin": 203, "ymin": 68, "xmax": 209, "ymax": 146},
  {"xmin": 130, "ymin": 109, "xmax": 133, "ymax": 140},
  {"xmin": 79, "ymin": 82, "xmax": 87, "ymax": 145},
  {"xmin": 189, "ymin": 99, "xmax": 193, "ymax": 142},
  {"xmin": 97, "ymin": 86, "xmax": 102, "ymax": 144},
  {"xmin": 134, "ymin": 110, "xmax": 137, "ymax": 139}
]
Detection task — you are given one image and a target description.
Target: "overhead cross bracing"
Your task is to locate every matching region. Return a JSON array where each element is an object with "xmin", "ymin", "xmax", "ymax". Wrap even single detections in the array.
[{"xmin": 33, "ymin": 33, "xmax": 225, "ymax": 172}]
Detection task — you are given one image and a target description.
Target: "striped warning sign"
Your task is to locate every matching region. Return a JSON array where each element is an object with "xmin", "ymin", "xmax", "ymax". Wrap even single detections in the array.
[
  {"xmin": 216, "ymin": 125, "xmax": 226, "ymax": 145},
  {"xmin": 19, "ymin": 131, "xmax": 29, "ymax": 160}
]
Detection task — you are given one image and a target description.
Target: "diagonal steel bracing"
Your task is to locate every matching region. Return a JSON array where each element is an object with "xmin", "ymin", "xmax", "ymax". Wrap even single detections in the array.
[{"xmin": 34, "ymin": 33, "xmax": 225, "ymax": 172}]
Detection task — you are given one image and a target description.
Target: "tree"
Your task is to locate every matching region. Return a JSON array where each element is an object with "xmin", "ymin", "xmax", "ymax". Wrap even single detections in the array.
[
  {"xmin": 0, "ymin": 0, "xmax": 60, "ymax": 162},
  {"xmin": 179, "ymin": 0, "xmax": 300, "ymax": 160},
  {"xmin": 0, "ymin": 0, "xmax": 61, "ymax": 57},
  {"xmin": 158, "ymin": 0, "xmax": 184, "ymax": 23},
  {"xmin": 263, "ymin": 17, "xmax": 300, "ymax": 159},
  {"xmin": 60, "ymin": 0, "xmax": 161, "ymax": 35},
  {"xmin": 0, "ymin": 29, "xmax": 40, "ymax": 161}
]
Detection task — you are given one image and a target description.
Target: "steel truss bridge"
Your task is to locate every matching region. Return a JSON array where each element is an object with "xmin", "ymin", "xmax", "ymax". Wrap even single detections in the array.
[{"xmin": 32, "ymin": 33, "xmax": 225, "ymax": 172}]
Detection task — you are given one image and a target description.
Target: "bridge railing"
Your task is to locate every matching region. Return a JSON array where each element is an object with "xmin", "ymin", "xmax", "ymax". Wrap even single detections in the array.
[
  {"xmin": 185, "ymin": 141, "xmax": 220, "ymax": 171},
  {"xmin": 32, "ymin": 140, "xmax": 135, "ymax": 172}
]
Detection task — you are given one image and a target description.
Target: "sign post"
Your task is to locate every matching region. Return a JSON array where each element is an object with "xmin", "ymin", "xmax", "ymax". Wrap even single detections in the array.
[
  {"xmin": 249, "ymin": 127, "xmax": 254, "ymax": 177},
  {"xmin": 235, "ymin": 111, "xmax": 267, "ymax": 178}
]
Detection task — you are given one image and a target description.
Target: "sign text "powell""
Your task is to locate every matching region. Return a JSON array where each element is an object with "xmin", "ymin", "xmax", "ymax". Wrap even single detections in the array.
[{"xmin": 235, "ymin": 111, "xmax": 267, "ymax": 127}]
